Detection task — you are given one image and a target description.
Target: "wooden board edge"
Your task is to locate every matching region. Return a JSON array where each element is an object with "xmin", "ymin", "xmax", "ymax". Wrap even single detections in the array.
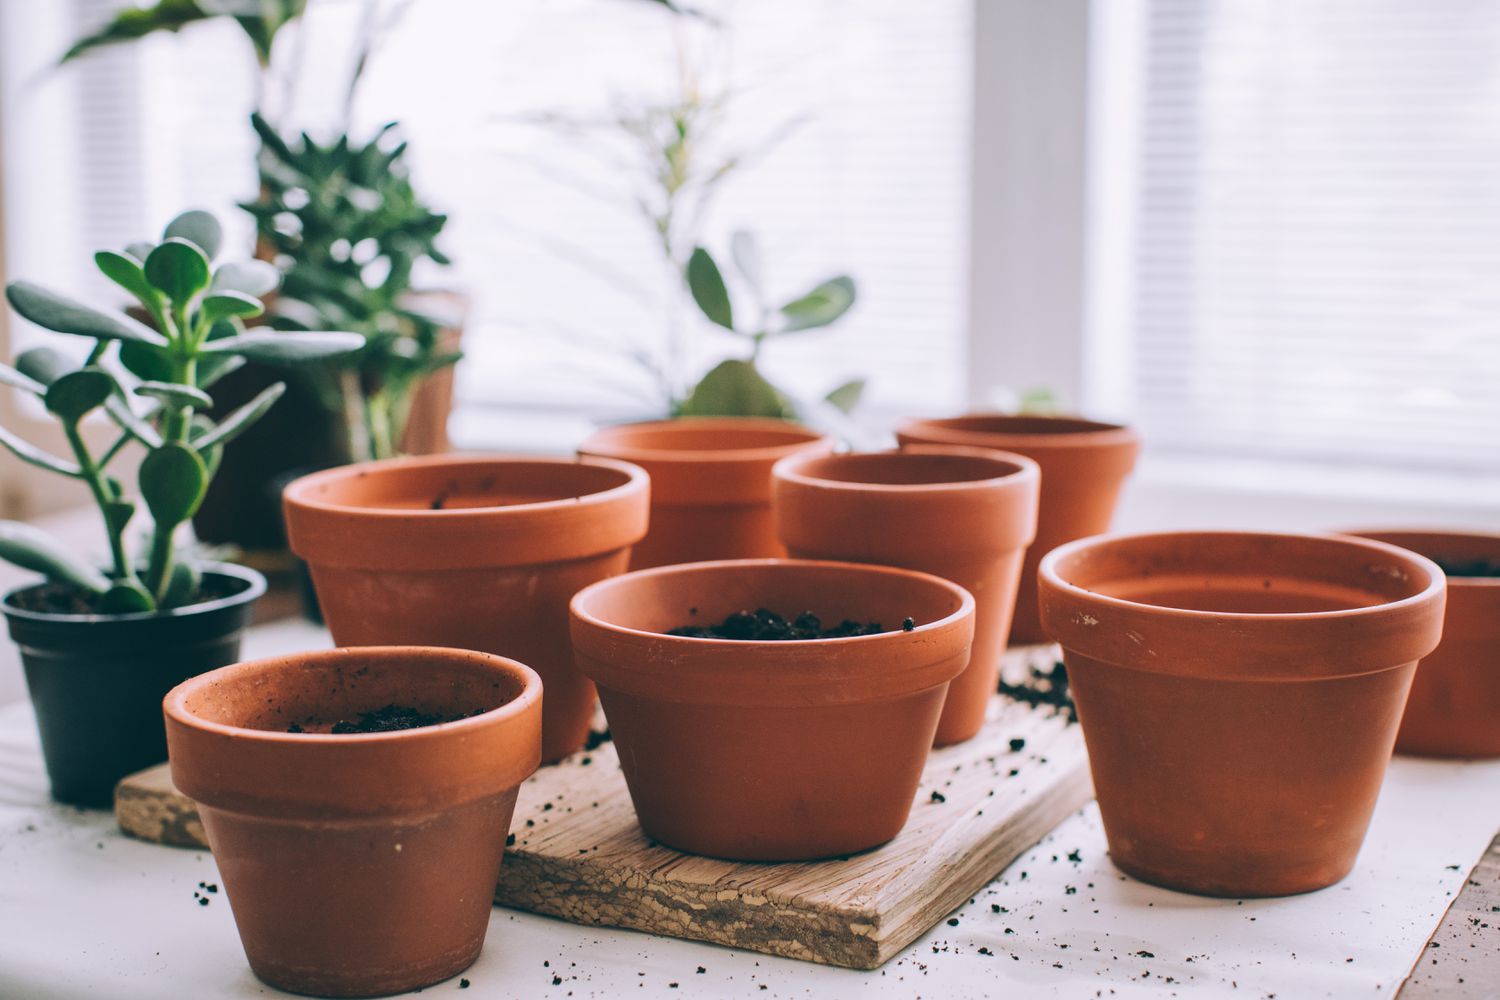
[
  {"xmin": 1396, "ymin": 830, "xmax": 1500, "ymax": 999},
  {"xmin": 115, "ymin": 773, "xmax": 207, "ymax": 849}
]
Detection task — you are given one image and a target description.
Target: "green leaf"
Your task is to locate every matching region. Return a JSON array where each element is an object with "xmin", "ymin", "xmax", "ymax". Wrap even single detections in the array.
[
  {"xmin": 0, "ymin": 362, "xmax": 46, "ymax": 396},
  {"xmin": 94, "ymin": 250, "xmax": 156, "ymax": 302},
  {"xmin": 59, "ymin": 0, "xmax": 212, "ymax": 64},
  {"xmin": 200, "ymin": 331, "xmax": 363, "ymax": 363},
  {"xmin": 160, "ymin": 558, "xmax": 203, "ymax": 609},
  {"xmin": 677, "ymin": 359, "xmax": 794, "ymax": 419},
  {"xmin": 730, "ymin": 230, "xmax": 762, "ymax": 294},
  {"xmin": 104, "ymin": 396, "xmax": 165, "ymax": 450},
  {"xmin": 44, "ymin": 368, "xmax": 115, "ymax": 423},
  {"xmin": 104, "ymin": 499, "xmax": 135, "ymax": 537},
  {"xmin": 117, "ymin": 341, "xmax": 174, "ymax": 382},
  {"xmin": 824, "ymin": 378, "xmax": 866, "ymax": 414},
  {"xmin": 0, "ymin": 425, "xmax": 81, "ymax": 476},
  {"xmin": 15, "ymin": 347, "xmax": 75, "ymax": 387},
  {"xmin": 195, "ymin": 353, "xmax": 245, "ymax": 389},
  {"xmin": 135, "ymin": 381, "xmax": 212, "ymax": 410},
  {"xmin": 99, "ymin": 581, "xmax": 155, "ymax": 614},
  {"xmin": 778, "ymin": 276, "xmax": 856, "ymax": 333},
  {"xmin": 687, "ymin": 247, "xmax": 735, "ymax": 331},
  {"xmin": 191, "ymin": 381, "xmax": 284, "ymax": 451},
  {"xmin": 6, "ymin": 281, "xmax": 168, "ymax": 346},
  {"xmin": 162, "ymin": 209, "xmax": 222, "ymax": 260},
  {"xmin": 0, "ymin": 521, "xmax": 109, "ymax": 594},
  {"xmin": 139, "ymin": 442, "xmax": 208, "ymax": 527},
  {"xmin": 210, "ymin": 259, "xmax": 280, "ymax": 298},
  {"xmin": 198, "ymin": 291, "xmax": 264, "ymax": 327},
  {"xmin": 143, "ymin": 239, "xmax": 211, "ymax": 303},
  {"xmin": 125, "ymin": 241, "xmax": 157, "ymax": 262}
]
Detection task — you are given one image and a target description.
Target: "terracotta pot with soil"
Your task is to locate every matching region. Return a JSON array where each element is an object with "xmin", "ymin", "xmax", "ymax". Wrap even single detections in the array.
[
  {"xmin": 165, "ymin": 645, "xmax": 541, "ymax": 998},
  {"xmin": 895, "ymin": 414, "xmax": 1140, "ymax": 644},
  {"xmin": 578, "ymin": 417, "xmax": 831, "ymax": 569},
  {"xmin": 1347, "ymin": 530, "xmax": 1500, "ymax": 758},
  {"xmin": 1038, "ymin": 531, "xmax": 1446, "ymax": 898},
  {"xmin": 282, "ymin": 454, "xmax": 648, "ymax": 762},
  {"xmin": 1, "ymin": 563, "xmax": 264, "ymax": 808},
  {"xmin": 772, "ymin": 446, "xmax": 1040, "ymax": 745},
  {"xmin": 570, "ymin": 559, "xmax": 975, "ymax": 861}
]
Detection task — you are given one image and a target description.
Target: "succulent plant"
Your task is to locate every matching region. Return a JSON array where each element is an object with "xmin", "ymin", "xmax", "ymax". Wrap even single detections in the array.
[{"xmin": 0, "ymin": 209, "xmax": 362, "ymax": 613}]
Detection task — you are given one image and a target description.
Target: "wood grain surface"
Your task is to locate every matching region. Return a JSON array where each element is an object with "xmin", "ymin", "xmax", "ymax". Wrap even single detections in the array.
[{"xmin": 1398, "ymin": 831, "xmax": 1500, "ymax": 998}]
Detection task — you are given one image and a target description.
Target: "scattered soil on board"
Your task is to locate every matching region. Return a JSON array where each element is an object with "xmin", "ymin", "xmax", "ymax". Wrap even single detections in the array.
[
  {"xmin": 1434, "ymin": 555, "xmax": 1500, "ymax": 578},
  {"xmin": 6, "ymin": 574, "xmax": 242, "ymax": 616},
  {"xmin": 667, "ymin": 608, "xmax": 907, "ymax": 640},
  {"xmin": 998, "ymin": 661, "xmax": 1078, "ymax": 723},
  {"xmin": 287, "ymin": 705, "xmax": 485, "ymax": 734}
]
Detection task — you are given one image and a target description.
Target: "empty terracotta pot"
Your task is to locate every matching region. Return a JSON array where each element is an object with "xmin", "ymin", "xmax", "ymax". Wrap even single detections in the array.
[
  {"xmin": 1039, "ymin": 531, "xmax": 1445, "ymax": 898},
  {"xmin": 772, "ymin": 446, "xmax": 1040, "ymax": 745},
  {"xmin": 164, "ymin": 646, "xmax": 542, "ymax": 998},
  {"xmin": 578, "ymin": 417, "xmax": 831, "ymax": 569},
  {"xmin": 1347, "ymin": 530, "xmax": 1500, "ymax": 758},
  {"xmin": 896, "ymin": 414, "xmax": 1140, "ymax": 644},
  {"xmin": 570, "ymin": 559, "xmax": 975, "ymax": 861},
  {"xmin": 283, "ymin": 454, "xmax": 648, "ymax": 762}
]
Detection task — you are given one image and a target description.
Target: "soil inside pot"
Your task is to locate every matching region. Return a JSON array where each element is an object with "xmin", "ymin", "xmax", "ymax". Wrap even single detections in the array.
[
  {"xmin": 6, "ymin": 574, "xmax": 245, "ymax": 616},
  {"xmin": 998, "ymin": 661, "xmax": 1078, "ymax": 724},
  {"xmin": 286, "ymin": 704, "xmax": 486, "ymax": 734},
  {"xmin": 1433, "ymin": 555, "xmax": 1500, "ymax": 578},
  {"xmin": 667, "ymin": 608, "xmax": 912, "ymax": 640}
]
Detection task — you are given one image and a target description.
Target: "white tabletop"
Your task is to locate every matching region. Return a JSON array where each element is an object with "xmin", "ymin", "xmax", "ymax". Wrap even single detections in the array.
[{"xmin": 1, "ymin": 619, "xmax": 1496, "ymax": 999}]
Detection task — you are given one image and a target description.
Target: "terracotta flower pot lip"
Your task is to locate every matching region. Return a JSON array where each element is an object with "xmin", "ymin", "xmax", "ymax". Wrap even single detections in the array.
[
  {"xmin": 163, "ymin": 645, "xmax": 542, "ymax": 747},
  {"xmin": 1341, "ymin": 528, "xmax": 1500, "ymax": 589},
  {"xmin": 1040, "ymin": 530, "xmax": 1446, "ymax": 624},
  {"xmin": 281, "ymin": 452, "xmax": 647, "ymax": 521},
  {"xmin": 896, "ymin": 413, "xmax": 1139, "ymax": 450},
  {"xmin": 580, "ymin": 417, "xmax": 829, "ymax": 465},
  {"xmin": 773, "ymin": 445, "xmax": 1040, "ymax": 495},
  {"xmin": 0, "ymin": 562, "xmax": 265, "ymax": 626}
]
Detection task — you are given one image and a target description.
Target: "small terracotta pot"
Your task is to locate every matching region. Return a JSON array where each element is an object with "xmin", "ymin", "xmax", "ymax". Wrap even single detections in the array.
[
  {"xmin": 164, "ymin": 646, "xmax": 542, "ymax": 998},
  {"xmin": 1039, "ymin": 531, "xmax": 1446, "ymax": 898},
  {"xmin": 283, "ymin": 454, "xmax": 648, "ymax": 762},
  {"xmin": 578, "ymin": 417, "xmax": 831, "ymax": 569},
  {"xmin": 772, "ymin": 446, "xmax": 1040, "ymax": 746},
  {"xmin": 570, "ymin": 559, "xmax": 975, "ymax": 861},
  {"xmin": 895, "ymin": 414, "xmax": 1140, "ymax": 644},
  {"xmin": 1347, "ymin": 530, "xmax": 1500, "ymax": 758}
]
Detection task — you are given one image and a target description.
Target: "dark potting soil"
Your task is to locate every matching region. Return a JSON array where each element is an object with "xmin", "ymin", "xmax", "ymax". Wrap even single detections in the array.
[
  {"xmin": 6, "ymin": 573, "xmax": 244, "ymax": 616},
  {"xmin": 998, "ymin": 660, "xmax": 1078, "ymax": 723},
  {"xmin": 1433, "ymin": 555, "xmax": 1500, "ymax": 578},
  {"xmin": 286, "ymin": 704, "xmax": 486, "ymax": 734},
  {"xmin": 667, "ymin": 608, "xmax": 903, "ymax": 640}
]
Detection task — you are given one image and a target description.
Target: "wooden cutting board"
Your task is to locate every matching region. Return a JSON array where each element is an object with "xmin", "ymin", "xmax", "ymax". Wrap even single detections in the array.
[{"xmin": 117, "ymin": 645, "xmax": 1090, "ymax": 970}]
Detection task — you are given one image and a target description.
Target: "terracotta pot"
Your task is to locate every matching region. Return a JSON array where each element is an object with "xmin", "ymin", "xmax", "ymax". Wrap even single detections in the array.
[
  {"xmin": 578, "ymin": 417, "xmax": 831, "ymax": 569},
  {"xmin": 1038, "ymin": 531, "xmax": 1446, "ymax": 898},
  {"xmin": 1346, "ymin": 530, "xmax": 1500, "ymax": 758},
  {"xmin": 895, "ymin": 414, "xmax": 1140, "ymax": 644},
  {"xmin": 282, "ymin": 454, "xmax": 648, "ymax": 762},
  {"xmin": 165, "ymin": 646, "xmax": 541, "ymax": 998},
  {"xmin": 570, "ymin": 558, "xmax": 975, "ymax": 861},
  {"xmin": 1, "ymin": 564, "xmax": 264, "ymax": 808},
  {"xmin": 772, "ymin": 446, "xmax": 1040, "ymax": 745}
]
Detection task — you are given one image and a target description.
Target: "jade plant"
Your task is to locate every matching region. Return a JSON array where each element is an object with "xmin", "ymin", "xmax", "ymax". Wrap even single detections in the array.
[
  {"xmin": 0, "ymin": 210, "xmax": 362, "ymax": 613},
  {"xmin": 677, "ymin": 233, "xmax": 861, "ymax": 420}
]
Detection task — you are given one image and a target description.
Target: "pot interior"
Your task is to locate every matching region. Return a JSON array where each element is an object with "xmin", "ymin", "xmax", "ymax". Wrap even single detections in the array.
[
  {"xmin": 919, "ymin": 414, "xmax": 1125, "ymax": 437},
  {"xmin": 1052, "ymin": 533, "xmax": 1437, "ymax": 615},
  {"xmin": 297, "ymin": 460, "xmax": 634, "ymax": 512},
  {"xmin": 791, "ymin": 451, "xmax": 1029, "ymax": 486},
  {"xmin": 592, "ymin": 420, "xmax": 821, "ymax": 455},
  {"xmin": 1348, "ymin": 530, "xmax": 1500, "ymax": 582},
  {"xmin": 576, "ymin": 561, "xmax": 967, "ymax": 638},
  {"xmin": 179, "ymin": 649, "xmax": 531, "ymax": 734}
]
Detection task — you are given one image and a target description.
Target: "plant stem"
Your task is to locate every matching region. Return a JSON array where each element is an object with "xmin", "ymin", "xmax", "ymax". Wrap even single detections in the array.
[
  {"xmin": 146, "ymin": 353, "xmax": 197, "ymax": 602},
  {"xmin": 63, "ymin": 423, "xmax": 134, "ymax": 586}
]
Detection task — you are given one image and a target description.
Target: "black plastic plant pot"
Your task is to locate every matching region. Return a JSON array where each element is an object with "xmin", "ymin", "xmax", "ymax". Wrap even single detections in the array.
[{"xmin": 2, "ymin": 563, "xmax": 265, "ymax": 808}]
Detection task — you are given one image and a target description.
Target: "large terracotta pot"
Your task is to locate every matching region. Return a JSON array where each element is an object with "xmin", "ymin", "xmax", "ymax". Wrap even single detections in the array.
[
  {"xmin": 1039, "ymin": 531, "xmax": 1445, "ymax": 898},
  {"xmin": 895, "ymin": 414, "xmax": 1140, "ymax": 644},
  {"xmin": 771, "ymin": 446, "xmax": 1039, "ymax": 745},
  {"xmin": 165, "ymin": 646, "xmax": 541, "ymax": 998},
  {"xmin": 570, "ymin": 559, "xmax": 975, "ymax": 861},
  {"xmin": 1347, "ymin": 530, "xmax": 1500, "ymax": 758},
  {"xmin": 578, "ymin": 417, "xmax": 831, "ymax": 569},
  {"xmin": 282, "ymin": 454, "xmax": 648, "ymax": 762}
]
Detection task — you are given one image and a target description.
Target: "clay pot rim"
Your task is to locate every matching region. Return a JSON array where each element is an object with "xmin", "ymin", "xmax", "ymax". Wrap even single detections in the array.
[
  {"xmin": 773, "ymin": 444, "xmax": 1040, "ymax": 495},
  {"xmin": 281, "ymin": 452, "xmax": 647, "ymax": 521},
  {"xmin": 572, "ymin": 557, "xmax": 975, "ymax": 647},
  {"xmin": 1040, "ymin": 530, "xmax": 1446, "ymax": 624},
  {"xmin": 580, "ymin": 416, "xmax": 828, "ymax": 465},
  {"xmin": 163, "ymin": 645, "xmax": 543, "ymax": 747},
  {"xmin": 1341, "ymin": 528, "xmax": 1500, "ymax": 590},
  {"xmin": 0, "ymin": 562, "xmax": 265, "ymax": 626},
  {"xmin": 896, "ymin": 413, "xmax": 1139, "ymax": 450}
]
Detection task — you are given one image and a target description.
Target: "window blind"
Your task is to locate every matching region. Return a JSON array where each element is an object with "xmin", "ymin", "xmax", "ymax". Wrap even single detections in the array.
[{"xmin": 1129, "ymin": 0, "xmax": 1500, "ymax": 475}]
